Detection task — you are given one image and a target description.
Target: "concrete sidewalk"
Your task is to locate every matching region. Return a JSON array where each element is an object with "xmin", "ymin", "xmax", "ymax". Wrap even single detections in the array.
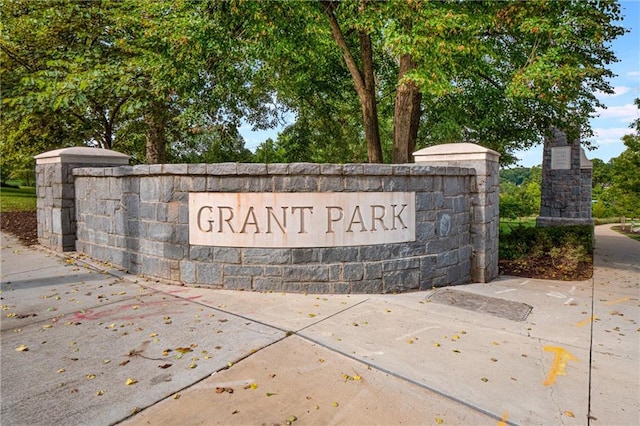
[{"xmin": 1, "ymin": 225, "xmax": 638, "ymax": 425}]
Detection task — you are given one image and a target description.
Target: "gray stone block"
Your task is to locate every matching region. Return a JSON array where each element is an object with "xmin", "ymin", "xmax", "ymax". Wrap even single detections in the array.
[
  {"xmin": 283, "ymin": 265, "xmax": 329, "ymax": 282},
  {"xmin": 190, "ymin": 246, "xmax": 212, "ymax": 261},
  {"xmin": 320, "ymin": 164, "xmax": 343, "ymax": 175},
  {"xmin": 321, "ymin": 247, "xmax": 359, "ymax": 263},
  {"xmin": 383, "ymin": 257, "xmax": 420, "ymax": 272},
  {"xmin": 253, "ymin": 277, "xmax": 284, "ymax": 292},
  {"xmin": 242, "ymin": 248, "xmax": 291, "ymax": 265},
  {"xmin": 318, "ymin": 176, "xmax": 344, "ymax": 192},
  {"xmin": 383, "ymin": 269, "xmax": 420, "ymax": 293},
  {"xmin": 207, "ymin": 163, "xmax": 237, "ymax": 175},
  {"xmin": 224, "ymin": 276, "xmax": 252, "ymax": 291},
  {"xmin": 343, "ymin": 164, "xmax": 363, "ymax": 175},
  {"xmin": 345, "ymin": 177, "xmax": 383, "ymax": 191},
  {"xmin": 331, "ymin": 282, "xmax": 352, "ymax": 294},
  {"xmin": 164, "ymin": 244, "xmax": 185, "ymax": 260},
  {"xmin": 197, "ymin": 263, "xmax": 222, "ymax": 284},
  {"xmin": 213, "ymin": 247, "xmax": 240, "ymax": 263},
  {"xmin": 289, "ymin": 163, "xmax": 320, "ymax": 174},
  {"xmin": 273, "ymin": 176, "xmax": 317, "ymax": 192},
  {"xmin": 238, "ymin": 163, "xmax": 267, "ymax": 175},
  {"xmin": 343, "ymin": 263, "xmax": 364, "ymax": 281},
  {"xmin": 264, "ymin": 266, "xmax": 282, "ymax": 277},
  {"xmin": 352, "ymin": 279, "xmax": 383, "ymax": 293},
  {"xmin": 224, "ymin": 265, "xmax": 264, "ymax": 277},
  {"xmin": 267, "ymin": 164, "xmax": 289, "ymax": 175},
  {"xmin": 292, "ymin": 249, "xmax": 321, "ymax": 264},
  {"xmin": 180, "ymin": 260, "xmax": 196, "ymax": 283},
  {"xmin": 364, "ymin": 262, "xmax": 382, "ymax": 279}
]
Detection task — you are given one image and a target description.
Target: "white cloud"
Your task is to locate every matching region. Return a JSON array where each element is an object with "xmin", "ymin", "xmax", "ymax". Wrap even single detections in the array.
[
  {"xmin": 593, "ymin": 103, "xmax": 639, "ymax": 122},
  {"xmin": 595, "ymin": 86, "xmax": 632, "ymax": 97},
  {"xmin": 628, "ymin": 71, "xmax": 640, "ymax": 78},
  {"xmin": 589, "ymin": 127, "xmax": 635, "ymax": 145}
]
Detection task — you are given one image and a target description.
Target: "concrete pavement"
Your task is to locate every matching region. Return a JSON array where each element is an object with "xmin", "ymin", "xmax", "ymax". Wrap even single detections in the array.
[{"xmin": 1, "ymin": 224, "xmax": 638, "ymax": 425}]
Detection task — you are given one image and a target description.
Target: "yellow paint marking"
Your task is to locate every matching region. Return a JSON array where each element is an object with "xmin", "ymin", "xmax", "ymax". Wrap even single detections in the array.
[
  {"xmin": 575, "ymin": 315, "xmax": 598, "ymax": 327},
  {"xmin": 543, "ymin": 346, "xmax": 578, "ymax": 386},
  {"xmin": 497, "ymin": 411, "xmax": 509, "ymax": 426},
  {"xmin": 605, "ymin": 297, "xmax": 630, "ymax": 306}
]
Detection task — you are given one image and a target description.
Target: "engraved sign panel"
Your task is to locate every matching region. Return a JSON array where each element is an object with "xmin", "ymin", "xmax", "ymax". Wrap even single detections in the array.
[
  {"xmin": 189, "ymin": 192, "xmax": 416, "ymax": 247},
  {"xmin": 551, "ymin": 146, "xmax": 572, "ymax": 170}
]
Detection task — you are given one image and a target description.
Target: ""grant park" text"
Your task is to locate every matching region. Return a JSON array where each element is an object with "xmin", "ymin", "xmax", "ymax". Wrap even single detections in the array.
[{"xmin": 188, "ymin": 192, "xmax": 416, "ymax": 247}]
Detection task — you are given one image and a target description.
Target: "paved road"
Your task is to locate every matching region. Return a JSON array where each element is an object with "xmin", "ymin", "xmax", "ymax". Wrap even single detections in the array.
[{"xmin": 1, "ymin": 224, "xmax": 638, "ymax": 425}]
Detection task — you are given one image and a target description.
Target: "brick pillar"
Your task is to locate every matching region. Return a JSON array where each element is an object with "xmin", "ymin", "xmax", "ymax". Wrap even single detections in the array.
[
  {"xmin": 413, "ymin": 143, "xmax": 500, "ymax": 283},
  {"xmin": 537, "ymin": 128, "xmax": 594, "ymax": 227},
  {"xmin": 34, "ymin": 147, "xmax": 129, "ymax": 252}
]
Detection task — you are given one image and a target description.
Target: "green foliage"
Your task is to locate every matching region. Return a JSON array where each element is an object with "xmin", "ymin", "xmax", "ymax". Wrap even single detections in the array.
[
  {"xmin": 591, "ymin": 100, "xmax": 640, "ymax": 218},
  {"xmin": 0, "ymin": 186, "xmax": 37, "ymax": 212},
  {"xmin": 500, "ymin": 224, "xmax": 593, "ymax": 264},
  {"xmin": 499, "ymin": 166, "xmax": 541, "ymax": 220},
  {"xmin": 1, "ymin": 0, "xmax": 626, "ymax": 166}
]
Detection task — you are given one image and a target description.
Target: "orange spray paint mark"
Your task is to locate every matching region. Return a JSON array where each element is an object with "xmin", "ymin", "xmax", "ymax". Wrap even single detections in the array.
[
  {"xmin": 497, "ymin": 411, "xmax": 509, "ymax": 426},
  {"xmin": 543, "ymin": 346, "xmax": 578, "ymax": 386},
  {"xmin": 605, "ymin": 297, "xmax": 630, "ymax": 306},
  {"xmin": 575, "ymin": 315, "xmax": 598, "ymax": 327}
]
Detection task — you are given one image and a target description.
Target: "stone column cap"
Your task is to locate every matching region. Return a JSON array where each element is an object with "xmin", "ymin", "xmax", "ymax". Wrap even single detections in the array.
[
  {"xmin": 413, "ymin": 143, "xmax": 500, "ymax": 163},
  {"xmin": 35, "ymin": 147, "xmax": 130, "ymax": 165},
  {"xmin": 580, "ymin": 148, "xmax": 593, "ymax": 169}
]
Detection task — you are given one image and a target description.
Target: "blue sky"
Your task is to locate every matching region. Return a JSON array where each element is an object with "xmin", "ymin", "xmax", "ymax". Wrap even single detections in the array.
[
  {"xmin": 242, "ymin": 2, "xmax": 640, "ymax": 166},
  {"xmin": 516, "ymin": 0, "xmax": 640, "ymax": 167}
]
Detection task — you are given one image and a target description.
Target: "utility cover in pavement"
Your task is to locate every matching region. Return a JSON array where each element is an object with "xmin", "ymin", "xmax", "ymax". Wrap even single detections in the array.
[{"xmin": 427, "ymin": 289, "xmax": 532, "ymax": 321}]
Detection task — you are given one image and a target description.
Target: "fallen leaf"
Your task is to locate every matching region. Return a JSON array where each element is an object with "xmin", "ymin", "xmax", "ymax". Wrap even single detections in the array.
[
  {"xmin": 57, "ymin": 368, "xmax": 65, "ymax": 373},
  {"xmin": 96, "ymin": 390, "xmax": 105, "ymax": 396},
  {"xmin": 125, "ymin": 378, "xmax": 137, "ymax": 385},
  {"xmin": 564, "ymin": 411, "xmax": 575, "ymax": 418},
  {"xmin": 86, "ymin": 374, "xmax": 96, "ymax": 380},
  {"xmin": 172, "ymin": 393, "xmax": 180, "ymax": 400},
  {"xmin": 481, "ymin": 377, "xmax": 489, "ymax": 382},
  {"xmin": 266, "ymin": 392, "xmax": 277, "ymax": 397},
  {"xmin": 159, "ymin": 363, "xmax": 172, "ymax": 369},
  {"xmin": 308, "ymin": 313, "xmax": 316, "ymax": 318},
  {"xmin": 406, "ymin": 339, "xmax": 414, "ymax": 344},
  {"xmin": 332, "ymin": 401, "xmax": 339, "ymax": 407},
  {"xmin": 250, "ymin": 383, "xmax": 258, "ymax": 390},
  {"xmin": 215, "ymin": 387, "xmax": 225, "ymax": 394},
  {"xmin": 15, "ymin": 344, "xmax": 28, "ymax": 352},
  {"xmin": 42, "ymin": 324, "xmax": 53, "ymax": 329},
  {"xmin": 120, "ymin": 360, "xmax": 130, "ymax": 366},
  {"xmin": 176, "ymin": 347, "xmax": 193, "ymax": 354},
  {"xmin": 452, "ymin": 349, "xmax": 461, "ymax": 353},
  {"xmin": 435, "ymin": 418, "xmax": 444, "ymax": 424}
]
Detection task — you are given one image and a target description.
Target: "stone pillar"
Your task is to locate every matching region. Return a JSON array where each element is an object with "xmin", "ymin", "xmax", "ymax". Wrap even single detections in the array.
[
  {"xmin": 413, "ymin": 143, "xmax": 500, "ymax": 283},
  {"xmin": 34, "ymin": 147, "xmax": 129, "ymax": 252},
  {"xmin": 537, "ymin": 128, "xmax": 594, "ymax": 227}
]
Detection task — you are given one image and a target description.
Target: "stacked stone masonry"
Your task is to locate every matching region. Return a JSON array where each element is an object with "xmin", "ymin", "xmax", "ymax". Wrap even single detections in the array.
[
  {"xmin": 71, "ymin": 163, "xmax": 479, "ymax": 293},
  {"xmin": 538, "ymin": 128, "xmax": 594, "ymax": 227}
]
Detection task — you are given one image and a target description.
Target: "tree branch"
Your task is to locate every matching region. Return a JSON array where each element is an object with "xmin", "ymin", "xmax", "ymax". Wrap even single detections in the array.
[{"xmin": 318, "ymin": 1, "xmax": 366, "ymax": 101}]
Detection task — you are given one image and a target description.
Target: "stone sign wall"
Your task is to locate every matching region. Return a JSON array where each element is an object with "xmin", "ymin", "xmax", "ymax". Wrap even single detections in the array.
[
  {"xmin": 538, "ymin": 128, "xmax": 593, "ymax": 227},
  {"xmin": 35, "ymin": 144, "xmax": 500, "ymax": 293}
]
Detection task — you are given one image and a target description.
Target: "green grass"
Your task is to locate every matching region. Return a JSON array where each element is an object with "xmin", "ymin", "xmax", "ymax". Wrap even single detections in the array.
[
  {"xmin": 0, "ymin": 186, "xmax": 37, "ymax": 212},
  {"xmin": 500, "ymin": 217, "xmax": 537, "ymax": 236},
  {"xmin": 611, "ymin": 225, "xmax": 640, "ymax": 242}
]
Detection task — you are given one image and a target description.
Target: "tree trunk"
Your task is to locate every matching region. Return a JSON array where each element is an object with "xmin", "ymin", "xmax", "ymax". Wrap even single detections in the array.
[
  {"xmin": 145, "ymin": 102, "xmax": 167, "ymax": 164},
  {"xmin": 359, "ymin": 31, "xmax": 383, "ymax": 163},
  {"xmin": 393, "ymin": 54, "xmax": 422, "ymax": 163},
  {"xmin": 320, "ymin": 1, "xmax": 383, "ymax": 163}
]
